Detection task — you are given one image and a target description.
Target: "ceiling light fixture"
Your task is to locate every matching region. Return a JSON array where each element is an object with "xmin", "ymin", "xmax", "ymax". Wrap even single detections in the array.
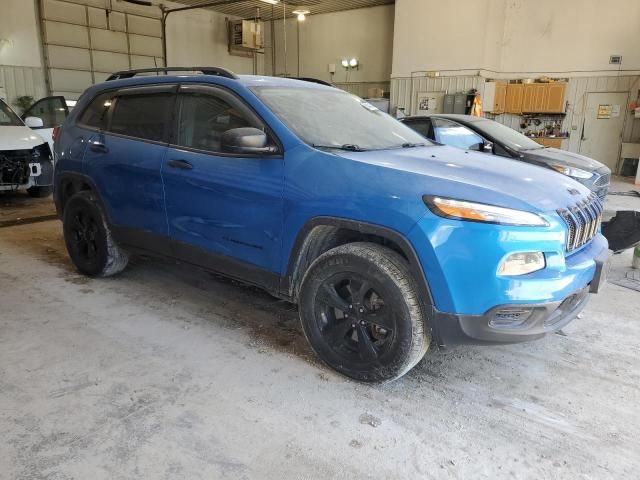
[
  {"xmin": 258, "ymin": 0, "xmax": 280, "ymax": 4},
  {"xmin": 292, "ymin": 9, "xmax": 310, "ymax": 21}
]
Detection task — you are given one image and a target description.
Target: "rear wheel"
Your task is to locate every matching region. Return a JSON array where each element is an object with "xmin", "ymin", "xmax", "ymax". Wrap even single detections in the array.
[
  {"xmin": 299, "ymin": 242, "xmax": 430, "ymax": 382},
  {"xmin": 27, "ymin": 186, "xmax": 52, "ymax": 198},
  {"xmin": 62, "ymin": 191, "xmax": 129, "ymax": 277}
]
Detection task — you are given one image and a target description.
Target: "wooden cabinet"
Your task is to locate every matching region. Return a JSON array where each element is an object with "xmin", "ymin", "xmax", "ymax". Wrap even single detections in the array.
[
  {"xmin": 505, "ymin": 84, "xmax": 523, "ymax": 114},
  {"xmin": 532, "ymin": 137, "xmax": 564, "ymax": 148},
  {"xmin": 522, "ymin": 83, "xmax": 566, "ymax": 113},
  {"xmin": 544, "ymin": 83, "xmax": 566, "ymax": 113}
]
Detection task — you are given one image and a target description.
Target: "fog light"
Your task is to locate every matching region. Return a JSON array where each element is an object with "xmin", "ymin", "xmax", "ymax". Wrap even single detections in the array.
[{"xmin": 498, "ymin": 252, "xmax": 545, "ymax": 276}]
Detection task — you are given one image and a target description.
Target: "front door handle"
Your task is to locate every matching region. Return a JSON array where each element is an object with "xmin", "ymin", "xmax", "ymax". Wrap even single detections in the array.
[
  {"xmin": 89, "ymin": 140, "xmax": 108, "ymax": 153},
  {"xmin": 167, "ymin": 159, "xmax": 193, "ymax": 170}
]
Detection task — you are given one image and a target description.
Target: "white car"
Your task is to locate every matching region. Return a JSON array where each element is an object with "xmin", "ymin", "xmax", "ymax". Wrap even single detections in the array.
[{"xmin": 0, "ymin": 96, "xmax": 69, "ymax": 197}]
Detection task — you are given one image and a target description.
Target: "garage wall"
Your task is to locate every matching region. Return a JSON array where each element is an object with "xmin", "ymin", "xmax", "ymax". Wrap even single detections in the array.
[
  {"xmin": 392, "ymin": 0, "xmax": 640, "ymax": 78},
  {"xmin": 264, "ymin": 5, "xmax": 395, "ymax": 88},
  {"xmin": 164, "ymin": 5, "xmax": 258, "ymax": 74}
]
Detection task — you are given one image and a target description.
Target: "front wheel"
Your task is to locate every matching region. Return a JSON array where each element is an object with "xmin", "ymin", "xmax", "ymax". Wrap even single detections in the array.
[{"xmin": 299, "ymin": 242, "xmax": 431, "ymax": 382}]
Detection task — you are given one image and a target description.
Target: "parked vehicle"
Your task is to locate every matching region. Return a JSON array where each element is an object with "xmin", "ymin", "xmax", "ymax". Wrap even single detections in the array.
[
  {"xmin": 0, "ymin": 98, "xmax": 54, "ymax": 197},
  {"xmin": 401, "ymin": 114, "xmax": 611, "ymax": 199},
  {"xmin": 54, "ymin": 67, "xmax": 610, "ymax": 382}
]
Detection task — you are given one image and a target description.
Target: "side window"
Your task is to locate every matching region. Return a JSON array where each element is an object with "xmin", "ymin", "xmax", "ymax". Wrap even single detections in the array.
[
  {"xmin": 405, "ymin": 119, "xmax": 434, "ymax": 140},
  {"xmin": 176, "ymin": 91, "xmax": 262, "ymax": 153},
  {"xmin": 78, "ymin": 92, "xmax": 113, "ymax": 130},
  {"xmin": 109, "ymin": 93, "xmax": 173, "ymax": 142},
  {"xmin": 433, "ymin": 118, "xmax": 485, "ymax": 151}
]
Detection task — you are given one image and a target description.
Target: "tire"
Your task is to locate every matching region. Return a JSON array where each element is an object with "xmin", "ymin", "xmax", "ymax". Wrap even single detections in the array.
[
  {"xmin": 62, "ymin": 191, "xmax": 129, "ymax": 277},
  {"xmin": 299, "ymin": 242, "xmax": 431, "ymax": 382},
  {"xmin": 27, "ymin": 186, "xmax": 53, "ymax": 198}
]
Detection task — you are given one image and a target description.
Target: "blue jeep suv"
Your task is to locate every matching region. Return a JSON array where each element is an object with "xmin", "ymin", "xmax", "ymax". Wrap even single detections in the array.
[{"xmin": 54, "ymin": 67, "xmax": 610, "ymax": 382}]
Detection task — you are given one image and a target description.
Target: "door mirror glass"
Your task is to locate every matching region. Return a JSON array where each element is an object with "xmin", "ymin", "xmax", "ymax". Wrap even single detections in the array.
[
  {"xmin": 221, "ymin": 127, "xmax": 277, "ymax": 155},
  {"xmin": 24, "ymin": 116, "xmax": 44, "ymax": 128}
]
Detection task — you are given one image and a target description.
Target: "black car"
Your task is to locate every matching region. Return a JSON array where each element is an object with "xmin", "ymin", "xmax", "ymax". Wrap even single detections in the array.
[{"xmin": 401, "ymin": 114, "xmax": 611, "ymax": 199}]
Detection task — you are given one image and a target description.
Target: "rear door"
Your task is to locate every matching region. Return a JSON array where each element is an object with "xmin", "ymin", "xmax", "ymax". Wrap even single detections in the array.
[
  {"xmin": 162, "ymin": 84, "xmax": 284, "ymax": 275},
  {"xmin": 82, "ymin": 85, "xmax": 175, "ymax": 247}
]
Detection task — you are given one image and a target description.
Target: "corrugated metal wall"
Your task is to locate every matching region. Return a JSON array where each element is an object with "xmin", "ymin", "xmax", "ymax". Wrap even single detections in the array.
[
  {"xmin": 0, "ymin": 66, "xmax": 47, "ymax": 109},
  {"xmin": 391, "ymin": 74, "xmax": 640, "ymax": 168}
]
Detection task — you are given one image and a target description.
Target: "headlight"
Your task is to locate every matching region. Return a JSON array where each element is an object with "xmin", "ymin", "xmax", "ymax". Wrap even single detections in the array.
[
  {"xmin": 424, "ymin": 196, "xmax": 548, "ymax": 226},
  {"xmin": 498, "ymin": 252, "xmax": 545, "ymax": 276},
  {"xmin": 550, "ymin": 164, "xmax": 593, "ymax": 179}
]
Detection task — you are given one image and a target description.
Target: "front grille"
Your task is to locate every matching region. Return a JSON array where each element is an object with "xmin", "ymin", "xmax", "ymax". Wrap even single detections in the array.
[
  {"xmin": 557, "ymin": 192, "xmax": 604, "ymax": 252},
  {"xmin": 594, "ymin": 173, "xmax": 610, "ymax": 187}
]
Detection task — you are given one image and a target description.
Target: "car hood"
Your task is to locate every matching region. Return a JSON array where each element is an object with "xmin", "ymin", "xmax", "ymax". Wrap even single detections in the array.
[
  {"xmin": 338, "ymin": 145, "xmax": 591, "ymax": 213},
  {"xmin": 0, "ymin": 126, "xmax": 46, "ymax": 151},
  {"xmin": 520, "ymin": 147, "xmax": 608, "ymax": 172}
]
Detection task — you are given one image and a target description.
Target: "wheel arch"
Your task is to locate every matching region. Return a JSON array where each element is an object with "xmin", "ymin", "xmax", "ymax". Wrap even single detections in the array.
[
  {"xmin": 282, "ymin": 217, "xmax": 434, "ymax": 307},
  {"xmin": 55, "ymin": 173, "xmax": 109, "ymax": 222}
]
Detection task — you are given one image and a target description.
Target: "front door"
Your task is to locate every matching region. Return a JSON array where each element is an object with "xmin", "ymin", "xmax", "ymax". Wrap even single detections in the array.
[
  {"xmin": 162, "ymin": 84, "xmax": 284, "ymax": 275},
  {"xmin": 580, "ymin": 92, "xmax": 628, "ymax": 171}
]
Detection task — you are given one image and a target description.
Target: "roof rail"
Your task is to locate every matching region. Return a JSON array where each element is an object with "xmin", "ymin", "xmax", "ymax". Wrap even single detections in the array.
[{"xmin": 106, "ymin": 67, "xmax": 238, "ymax": 81}]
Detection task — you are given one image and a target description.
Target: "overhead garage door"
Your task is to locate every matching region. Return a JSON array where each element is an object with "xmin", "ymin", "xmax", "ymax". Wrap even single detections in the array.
[{"xmin": 40, "ymin": 0, "xmax": 164, "ymax": 100}]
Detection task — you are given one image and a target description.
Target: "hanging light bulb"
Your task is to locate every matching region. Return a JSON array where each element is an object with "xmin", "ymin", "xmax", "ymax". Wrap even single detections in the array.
[{"xmin": 292, "ymin": 9, "xmax": 310, "ymax": 21}]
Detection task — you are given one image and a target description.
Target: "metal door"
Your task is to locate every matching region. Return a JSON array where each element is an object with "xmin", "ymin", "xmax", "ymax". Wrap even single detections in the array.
[{"xmin": 580, "ymin": 92, "xmax": 628, "ymax": 171}]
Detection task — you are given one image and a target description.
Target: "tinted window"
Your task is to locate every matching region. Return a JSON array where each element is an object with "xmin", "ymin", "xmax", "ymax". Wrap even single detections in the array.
[
  {"xmin": 78, "ymin": 92, "xmax": 113, "ymax": 129},
  {"xmin": 433, "ymin": 118, "xmax": 484, "ymax": 151},
  {"xmin": 404, "ymin": 118, "xmax": 434, "ymax": 140},
  {"xmin": 176, "ymin": 92, "xmax": 259, "ymax": 153},
  {"xmin": 109, "ymin": 93, "xmax": 173, "ymax": 142}
]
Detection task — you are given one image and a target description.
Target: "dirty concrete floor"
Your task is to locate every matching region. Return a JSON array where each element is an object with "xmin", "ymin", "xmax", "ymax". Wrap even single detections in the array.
[{"xmin": 1, "ymin": 187, "xmax": 640, "ymax": 480}]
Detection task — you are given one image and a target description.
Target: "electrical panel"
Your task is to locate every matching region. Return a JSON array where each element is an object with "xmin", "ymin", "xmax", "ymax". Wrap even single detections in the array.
[{"xmin": 229, "ymin": 20, "xmax": 263, "ymax": 51}]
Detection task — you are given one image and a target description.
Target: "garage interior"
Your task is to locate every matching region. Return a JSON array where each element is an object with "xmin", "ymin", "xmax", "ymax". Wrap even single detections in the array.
[{"xmin": 1, "ymin": 0, "xmax": 640, "ymax": 478}]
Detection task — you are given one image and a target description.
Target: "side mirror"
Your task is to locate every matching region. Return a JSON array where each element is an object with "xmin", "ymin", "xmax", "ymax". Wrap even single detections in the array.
[
  {"xmin": 483, "ymin": 141, "xmax": 494, "ymax": 153},
  {"xmin": 24, "ymin": 116, "xmax": 44, "ymax": 128},
  {"xmin": 221, "ymin": 127, "xmax": 277, "ymax": 155}
]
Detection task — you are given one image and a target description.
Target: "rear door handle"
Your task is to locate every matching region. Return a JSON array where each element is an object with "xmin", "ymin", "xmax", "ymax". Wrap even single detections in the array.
[
  {"xmin": 89, "ymin": 140, "xmax": 108, "ymax": 153},
  {"xmin": 167, "ymin": 159, "xmax": 193, "ymax": 170}
]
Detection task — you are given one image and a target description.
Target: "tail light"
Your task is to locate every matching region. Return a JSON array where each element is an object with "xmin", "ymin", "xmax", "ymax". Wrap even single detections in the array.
[{"xmin": 52, "ymin": 126, "xmax": 60, "ymax": 142}]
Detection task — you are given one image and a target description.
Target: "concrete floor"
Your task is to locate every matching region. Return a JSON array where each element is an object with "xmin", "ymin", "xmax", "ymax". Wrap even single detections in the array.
[{"xmin": 1, "ymin": 180, "xmax": 639, "ymax": 479}]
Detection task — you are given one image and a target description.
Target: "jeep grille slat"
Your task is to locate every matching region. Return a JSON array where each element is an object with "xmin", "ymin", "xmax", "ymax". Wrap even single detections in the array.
[{"xmin": 557, "ymin": 193, "xmax": 602, "ymax": 253}]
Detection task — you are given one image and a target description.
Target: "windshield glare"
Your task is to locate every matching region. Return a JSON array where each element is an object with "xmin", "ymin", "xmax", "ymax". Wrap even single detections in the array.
[
  {"xmin": 0, "ymin": 100, "xmax": 23, "ymax": 127},
  {"xmin": 474, "ymin": 119, "xmax": 543, "ymax": 151},
  {"xmin": 251, "ymin": 86, "xmax": 430, "ymax": 151}
]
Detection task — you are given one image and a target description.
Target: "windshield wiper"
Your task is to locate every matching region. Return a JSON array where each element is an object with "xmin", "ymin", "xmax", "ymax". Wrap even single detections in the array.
[
  {"xmin": 312, "ymin": 143, "xmax": 367, "ymax": 152},
  {"xmin": 401, "ymin": 142, "xmax": 426, "ymax": 148}
]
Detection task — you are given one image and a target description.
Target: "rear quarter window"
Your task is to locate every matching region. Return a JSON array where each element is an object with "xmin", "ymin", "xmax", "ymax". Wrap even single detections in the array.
[{"xmin": 78, "ymin": 92, "xmax": 114, "ymax": 129}]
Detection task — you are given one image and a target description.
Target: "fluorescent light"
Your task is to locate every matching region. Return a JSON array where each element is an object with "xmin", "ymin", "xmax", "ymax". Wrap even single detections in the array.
[{"xmin": 258, "ymin": 0, "xmax": 280, "ymax": 4}]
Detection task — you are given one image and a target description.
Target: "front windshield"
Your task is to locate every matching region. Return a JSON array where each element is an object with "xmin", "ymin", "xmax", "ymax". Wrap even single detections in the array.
[
  {"xmin": 474, "ymin": 119, "xmax": 543, "ymax": 151},
  {"xmin": 251, "ymin": 86, "xmax": 431, "ymax": 151},
  {"xmin": 0, "ymin": 100, "xmax": 23, "ymax": 127}
]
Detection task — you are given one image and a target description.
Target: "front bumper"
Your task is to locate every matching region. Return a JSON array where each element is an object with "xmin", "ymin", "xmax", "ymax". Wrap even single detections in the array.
[{"xmin": 434, "ymin": 285, "xmax": 591, "ymax": 345}]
